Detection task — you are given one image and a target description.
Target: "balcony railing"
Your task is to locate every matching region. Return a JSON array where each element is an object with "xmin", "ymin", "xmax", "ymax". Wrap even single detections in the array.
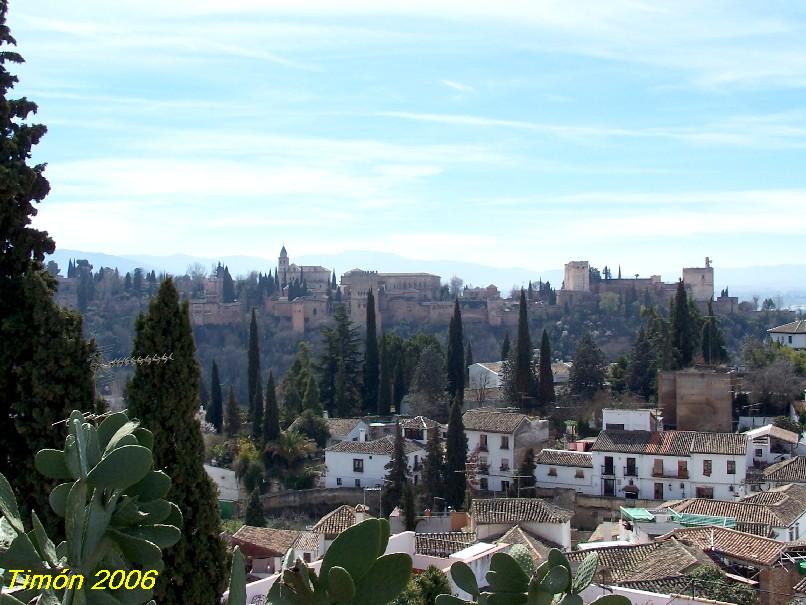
[
  {"xmin": 601, "ymin": 465, "xmax": 615, "ymax": 476},
  {"xmin": 624, "ymin": 466, "xmax": 637, "ymax": 477},
  {"xmin": 652, "ymin": 470, "xmax": 688, "ymax": 479}
]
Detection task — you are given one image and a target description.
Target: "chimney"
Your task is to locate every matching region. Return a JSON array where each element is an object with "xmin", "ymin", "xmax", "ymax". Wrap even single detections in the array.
[
  {"xmin": 359, "ymin": 428, "xmax": 367, "ymax": 442},
  {"xmin": 323, "ymin": 410, "xmax": 329, "ymax": 419},
  {"xmin": 355, "ymin": 504, "xmax": 370, "ymax": 523}
]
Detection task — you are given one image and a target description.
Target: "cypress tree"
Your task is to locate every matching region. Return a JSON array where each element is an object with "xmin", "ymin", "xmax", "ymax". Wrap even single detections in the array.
[
  {"xmin": 222, "ymin": 265, "xmax": 236, "ymax": 302},
  {"xmin": 569, "ymin": 332, "xmax": 606, "ymax": 399},
  {"xmin": 402, "ymin": 480, "xmax": 417, "ymax": 531},
  {"xmin": 363, "ymin": 289, "xmax": 380, "ymax": 413},
  {"xmin": 446, "ymin": 300, "xmax": 465, "ymax": 402},
  {"xmin": 515, "ymin": 448, "xmax": 536, "ymax": 497},
  {"xmin": 378, "ymin": 335, "xmax": 393, "ymax": 415},
  {"xmin": 537, "ymin": 329, "xmax": 555, "ymax": 406},
  {"xmin": 628, "ymin": 327, "xmax": 656, "ymax": 400},
  {"xmin": 226, "ymin": 385, "xmax": 241, "ymax": 437},
  {"xmin": 421, "ymin": 429, "xmax": 444, "ymax": 510},
  {"xmin": 252, "ymin": 376, "xmax": 264, "ymax": 443},
  {"xmin": 247, "ymin": 308, "xmax": 260, "ymax": 421},
  {"xmin": 125, "ymin": 278, "xmax": 227, "ymax": 604},
  {"xmin": 501, "ymin": 332, "xmax": 511, "ymax": 361},
  {"xmin": 245, "ymin": 488, "xmax": 265, "ymax": 527},
  {"xmin": 465, "ymin": 340, "xmax": 473, "ymax": 382},
  {"xmin": 393, "ymin": 359, "xmax": 406, "ymax": 413},
  {"xmin": 702, "ymin": 301, "xmax": 728, "ymax": 365},
  {"xmin": 670, "ymin": 280, "xmax": 695, "ymax": 369},
  {"xmin": 513, "ymin": 289, "xmax": 535, "ymax": 407},
  {"xmin": 444, "ymin": 397, "xmax": 467, "ymax": 510},
  {"xmin": 0, "ymin": 8, "xmax": 95, "ymax": 535},
  {"xmin": 207, "ymin": 360, "xmax": 223, "ymax": 432},
  {"xmin": 382, "ymin": 422, "xmax": 409, "ymax": 515},
  {"xmin": 263, "ymin": 371, "xmax": 281, "ymax": 442},
  {"xmin": 301, "ymin": 374, "xmax": 322, "ymax": 414}
]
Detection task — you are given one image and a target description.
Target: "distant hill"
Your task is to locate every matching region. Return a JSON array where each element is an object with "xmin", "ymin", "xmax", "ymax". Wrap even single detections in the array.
[{"xmin": 46, "ymin": 249, "xmax": 806, "ymax": 306}]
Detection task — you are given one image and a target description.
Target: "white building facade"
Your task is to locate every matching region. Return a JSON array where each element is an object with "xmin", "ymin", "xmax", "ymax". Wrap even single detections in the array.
[
  {"xmin": 324, "ymin": 436, "xmax": 425, "ymax": 489},
  {"xmin": 535, "ymin": 449, "xmax": 594, "ymax": 492},
  {"xmin": 768, "ymin": 320, "xmax": 806, "ymax": 350}
]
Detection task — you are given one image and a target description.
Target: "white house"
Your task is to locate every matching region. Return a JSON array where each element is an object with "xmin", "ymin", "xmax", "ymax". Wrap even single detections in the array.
[
  {"xmin": 744, "ymin": 424, "xmax": 800, "ymax": 466},
  {"xmin": 230, "ymin": 526, "xmax": 324, "ymax": 576},
  {"xmin": 463, "ymin": 408, "xmax": 549, "ymax": 494},
  {"xmin": 768, "ymin": 320, "xmax": 806, "ymax": 350},
  {"xmin": 469, "ymin": 498, "xmax": 573, "ymax": 549},
  {"xmin": 400, "ymin": 415, "xmax": 440, "ymax": 444},
  {"xmin": 587, "ymin": 430, "xmax": 750, "ymax": 501},
  {"xmin": 535, "ymin": 449, "xmax": 594, "ymax": 492},
  {"xmin": 468, "ymin": 362, "xmax": 503, "ymax": 390},
  {"xmin": 602, "ymin": 408, "xmax": 663, "ymax": 432},
  {"xmin": 324, "ymin": 435, "xmax": 425, "ymax": 489}
]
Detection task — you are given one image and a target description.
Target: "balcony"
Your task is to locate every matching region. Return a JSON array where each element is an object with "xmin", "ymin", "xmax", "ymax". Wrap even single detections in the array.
[
  {"xmin": 624, "ymin": 466, "xmax": 637, "ymax": 477},
  {"xmin": 601, "ymin": 465, "xmax": 616, "ymax": 477},
  {"xmin": 652, "ymin": 470, "xmax": 688, "ymax": 479}
]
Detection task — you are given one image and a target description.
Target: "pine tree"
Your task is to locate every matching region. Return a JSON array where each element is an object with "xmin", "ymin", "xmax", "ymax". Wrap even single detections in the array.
[
  {"xmin": 378, "ymin": 335, "xmax": 393, "ymax": 415},
  {"xmin": 245, "ymin": 488, "xmax": 265, "ymax": 527},
  {"xmin": 501, "ymin": 332, "xmax": 511, "ymax": 361},
  {"xmin": 444, "ymin": 397, "xmax": 467, "ymax": 510},
  {"xmin": 263, "ymin": 371, "xmax": 281, "ymax": 443},
  {"xmin": 537, "ymin": 329, "xmax": 555, "ymax": 406},
  {"xmin": 393, "ymin": 359, "xmax": 406, "ymax": 413},
  {"xmin": 226, "ymin": 385, "xmax": 241, "ymax": 437},
  {"xmin": 568, "ymin": 332, "xmax": 606, "ymax": 399},
  {"xmin": 247, "ymin": 308, "xmax": 260, "ymax": 422},
  {"xmin": 702, "ymin": 301, "xmax": 728, "ymax": 365},
  {"xmin": 402, "ymin": 480, "xmax": 418, "ymax": 531},
  {"xmin": 382, "ymin": 422, "xmax": 409, "ymax": 515},
  {"xmin": 125, "ymin": 278, "xmax": 227, "ymax": 604},
  {"xmin": 0, "ymin": 9, "xmax": 95, "ymax": 534},
  {"xmin": 363, "ymin": 289, "xmax": 380, "ymax": 413},
  {"xmin": 628, "ymin": 327, "xmax": 656, "ymax": 400},
  {"xmin": 514, "ymin": 448, "xmax": 536, "ymax": 497},
  {"xmin": 465, "ymin": 340, "xmax": 473, "ymax": 382},
  {"xmin": 301, "ymin": 373, "xmax": 322, "ymax": 414},
  {"xmin": 421, "ymin": 429, "xmax": 444, "ymax": 510},
  {"xmin": 513, "ymin": 289, "xmax": 535, "ymax": 407},
  {"xmin": 446, "ymin": 300, "xmax": 465, "ymax": 402},
  {"xmin": 670, "ymin": 280, "xmax": 695, "ymax": 369},
  {"xmin": 318, "ymin": 303, "xmax": 362, "ymax": 416},
  {"xmin": 207, "ymin": 360, "xmax": 223, "ymax": 432}
]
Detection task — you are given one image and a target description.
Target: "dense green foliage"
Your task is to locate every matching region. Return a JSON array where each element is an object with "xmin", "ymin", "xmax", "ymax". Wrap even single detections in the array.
[
  {"xmin": 444, "ymin": 398, "xmax": 467, "ymax": 510},
  {"xmin": 207, "ymin": 360, "xmax": 223, "ymax": 432},
  {"xmin": 392, "ymin": 566, "xmax": 452, "ymax": 605},
  {"xmin": 701, "ymin": 301, "xmax": 728, "ymax": 364},
  {"xmin": 537, "ymin": 329, "xmax": 555, "ymax": 406},
  {"xmin": 263, "ymin": 371, "xmax": 281, "ymax": 443},
  {"xmin": 245, "ymin": 487, "xmax": 265, "ymax": 527},
  {"xmin": 446, "ymin": 301, "xmax": 465, "ymax": 403},
  {"xmin": 363, "ymin": 289, "xmax": 380, "ymax": 413},
  {"xmin": 569, "ymin": 332, "xmax": 606, "ymax": 399},
  {"xmin": 248, "ymin": 308, "xmax": 261, "ymax": 422},
  {"xmin": 318, "ymin": 304, "xmax": 362, "ymax": 416},
  {"xmin": 687, "ymin": 567, "xmax": 757, "ymax": 605},
  {"xmin": 126, "ymin": 278, "xmax": 228, "ymax": 604},
  {"xmin": 421, "ymin": 429, "xmax": 445, "ymax": 511},
  {"xmin": 513, "ymin": 289, "xmax": 536, "ymax": 406},
  {"xmin": 382, "ymin": 422, "xmax": 409, "ymax": 515},
  {"xmin": 226, "ymin": 385, "xmax": 241, "ymax": 437}
]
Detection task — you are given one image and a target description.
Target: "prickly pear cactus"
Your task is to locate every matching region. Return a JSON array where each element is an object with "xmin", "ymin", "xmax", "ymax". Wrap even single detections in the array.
[
  {"xmin": 436, "ymin": 548, "xmax": 631, "ymax": 605},
  {"xmin": 0, "ymin": 410, "xmax": 182, "ymax": 605}
]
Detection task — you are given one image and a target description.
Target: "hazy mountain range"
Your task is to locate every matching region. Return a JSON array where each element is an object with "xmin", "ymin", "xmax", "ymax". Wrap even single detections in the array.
[{"xmin": 47, "ymin": 249, "xmax": 806, "ymax": 307}]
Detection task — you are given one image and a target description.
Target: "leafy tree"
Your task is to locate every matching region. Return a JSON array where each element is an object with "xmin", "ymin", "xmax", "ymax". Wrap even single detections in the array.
[
  {"xmin": 207, "ymin": 360, "xmax": 224, "ymax": 432},
  {"xmin": 245, "ymin": 487, "xmax": 265, "ymax": 527},
  {"xmin": 444, "ymin": 397, "xmax": 467, "ymax": 509},
  {"xmin": 295, "ymin": 408, "xmax": 330, "ymax": 448},
  {"xmin": 412, "ymin": 344, "xmax": 447, "ymax": 418},
  {"xmin": 263, "ymin": 371, "xmax": 281, "ymax": 443},
  {"xmin": 125, "ymin": 278, "xmax": 228, "ymax": 604},
  {"xmin": 318, "ymin": 303, "xmax": 362, "ymax": 416},
  {"xmin": 569, "ymin": 332, "xmax": 606, "ymax": 399},
  {"xmin": 401, "ymin": 332, "xmax": 443, "ymax": 388},
  {"xmin": 226, "ymin": 384, "xmax": 242, "ymax": 437},
  {"xmin": 402, "ymin": 480, "xmax": 418, "ymax": 531},
  {"xmin": 514, "ymin": 448, "xmax": 536, "ymax": 497},
  {"xmin": 281, "ymin": 342, "xmax": 314, "ymax": 425},
  {"xmin": 627, "ymin": 327, "xmax": 656, "ymax": 400},
  {"xmin": 378, "ymin": 334, "xmax": 393, "ymax": 415},
  {"xmin": 0, "ymin": 2, "xmax": 95, "ymax": 534},
  {"xmin": 762, "ymin": 297, "xmax": 776, "ymax": 311},
  {"xmin": 421, "ymin": 429, "xmax": 444, "ymax": 510},
  {"xmin": 537, "ymin": 329, "xmax": 555, "ymax": 406},
  {"xmin": 382, "ymin": 422, "xmax": 409, "ymax": 515},
  {"xmin": 701, "ymin": 301, "xmax": 728, "ymax": 364},
  {"xmin": 363, "ymin": 289, "xmax": 380, "ymax": 413},
  {"xmin": 392, "ymin": 566, "xmax": 452, "ymax": 605},
  {"xmin": 302, "ymin": 373, "xmax": 322, "ymax": 413},
  {"xmin": 513, "ymin": 289, "xmax": 536, "ymax": 406},
  {"xmin": 247, "ymin": 308, "xmax": 260, "ymax": 421},
  {"xmin": 670, "ymin": 280, "xmax": 696, "ymax": 369},
  {"xmin": 688, "ymin": 567, "xmax": 757, "ymax": 605},
  {"xmin": 264, "ymin": 430, "xmax": 315, "ymax": 476},
  {"xmin": 501, "ymin": 332, "xmax": 511, "ymax": 361},
  {"xmin": 746, "ymin": 357, "xmax": 804, "ymax": 415},
  {"xmin": 609, "ymin": 355, "xmax": 629, "ymax": 395},
  {"xmin": 446, "ymin": 300, "xmax": 465, "ymax": 402}
]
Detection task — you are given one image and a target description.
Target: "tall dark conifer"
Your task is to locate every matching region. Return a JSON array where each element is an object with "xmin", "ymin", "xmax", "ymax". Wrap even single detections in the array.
[
  {"xmin": 393, "ymin": 359, "xmax": 406, "ymax": 413},
  {"xmin": 252, "ymin": 377, "xmax": 264, "ymax": 443},
  {"xmin": 363, "ymin": 289, "xmax": 379, "ymax": 413},
  {"xmin": 421, "ymin": 429, "xmax": 444, "ymax": 510},
  {"xmin": 222, "ymin": 266, "xmax": 236, "ymax": 303},
  {"xmin": 537, "ymin": 329, "xmax": 555, "ymax": 406},
  {"xmin": 247, "ymin": 308, "xmax": 260, "ymax": 421},
  {"xmin": 628, "ymin": 327, "xmax": 656, "ymax": 400},
  {"xmin": 125, "ymin": 278, "xmax": 227, "ymax": 604},
  {"xmin": 444, "ymin": 398, "xmax": 467, "ymax": 510},
  {"xmin": 382, "ymin": 422, "xmax": 409, "ymax": 515},
  {"xmin": 263, "ymin": 371, "xmax": 280, "ymax": 443},
  {"xmin": 500, "ymin": 332, "xmax": 511, "ymax": 361},
  {"xmin": 378, "ymin": 335, "xmax": 392, "ymax": 415},
  {"xmin": 446, "ymin": 300, "xmax": 465, "ymax": 402},
  {"xmin": 225, "ymin": 385, "xmax": 241, "ymax": 437},
  {"xmin": 465, "ymin": 340, "xmax": 473, "ymax": 382},
  {"xmin": 0, "ymin": 6, "xmax": 95, "ymax": 534},
  {"xmin": 207, "ymin": 360, "xmax": 223, "ymax": 432},
  {"xmin": 318, "ymin": 304, "xmax": 362, "ymax": 416},
  {"xmin": 670, "ymin": 280, "xmax": 695, "ymax": 369},
  {"xmin": 513, "ymin": 289, "xmax": 535, "ymax": 407},
  {"xmin": 701, "ymin": 301, "xmax": 728, "ymax": 365}
]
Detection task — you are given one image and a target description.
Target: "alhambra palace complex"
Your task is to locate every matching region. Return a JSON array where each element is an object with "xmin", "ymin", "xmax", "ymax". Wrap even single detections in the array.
[{"xmin": 189, "ymin": 248, "xmax": 739, "ymax": 333}]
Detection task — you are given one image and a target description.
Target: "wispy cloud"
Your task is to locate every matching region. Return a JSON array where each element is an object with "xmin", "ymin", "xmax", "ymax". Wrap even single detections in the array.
[{"xmin": 441, "ymin": 79, "xmax": 475, "ymax": 93}]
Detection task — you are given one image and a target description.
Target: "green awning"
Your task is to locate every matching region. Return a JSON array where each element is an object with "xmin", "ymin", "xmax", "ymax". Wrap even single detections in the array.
[
  {"xmin": 670, "ymin": 511, "xmax": 736, "ymax": 528},
  {"xmin": 620, "ymin": 507, "xmax": 655, "ymax": 522}
]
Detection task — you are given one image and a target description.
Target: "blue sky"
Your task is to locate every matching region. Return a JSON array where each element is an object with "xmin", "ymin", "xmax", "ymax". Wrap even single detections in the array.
[{"xmin": 11, "ymin": 0, "xmax": 806, "ymax": 277}]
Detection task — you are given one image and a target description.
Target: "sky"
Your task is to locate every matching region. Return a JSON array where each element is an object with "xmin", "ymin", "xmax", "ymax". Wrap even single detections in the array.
[{"xmin": 10, "ymin": 0, "xmax": 806, "ymax": 276}]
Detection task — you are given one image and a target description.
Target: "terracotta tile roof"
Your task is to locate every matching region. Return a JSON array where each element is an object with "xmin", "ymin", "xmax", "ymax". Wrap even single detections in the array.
[
  {"xmin": 325, "ymin": 435, "xmax": 423, "ymax": 455},
  {"xmin": 414, "ymin": 532, "xmax": 477, "ymax": 557},
  {"xmin": 567, "ymin": 543, "xmax": 660, "ymax": 582},
  {"xmin": 658, "ymin": 526, "xmax": 786, "ymax": 566},
  {"xmin": 231, "ymin": 526, "xmax": 300, "ymax": 557},
  {"xmin": 768, "ymin": 320, "xmax": 806, "ymax": 334},
  {"xmin": 740, "ymin": 484, "xmax": 806, "ymax": 526},
  {"xmin": 763, "ymin": 457, "xmax": 806, "ymax": 484},
  {"xmin": 293, "ymin": 531, "xmax": 322, "ymax": 553},
  {"xmin": 536, "ymin": 449, "xmax": 593, "ymax": 468},
  {"xmin": 591, "ymin": 430, "xmax": 747, "ymax": 456},
  {"xmin": 493, "ymin": 525, "xmax": 559, "ymax": 563},
  {"xmin": 462, "ymin": 409, "xmax": 529, "ymax": 434},
  {"xmin": 794, "ymin": 576, "xmax": 806, "ymax": 593},
  {"xmin": 399, "ymin": 416, "xmax": 439, "ymax": 430},
  {"xmin": 470, "ymin": 498, "xmax": 573, "ymax": 524},
  {"xmin": 324, "ymin": 418, "xmax": 364, "ymax": 437},
  {"xmin": 311, "ymin": 505, "xmax": 372, "ymax": 539},
  {"xmin": 667, "ymin": 498, "xmax": 781, "ymax": 528}
]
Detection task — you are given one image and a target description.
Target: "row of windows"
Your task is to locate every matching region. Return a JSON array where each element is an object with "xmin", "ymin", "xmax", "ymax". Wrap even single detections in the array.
[
  {"xmin": 478, "ymin": 434, "xmax": 509, "ymax": 450},
  {"xmin": 547, "ymin": 468, "xmax": 586, "ymax": 479},
  {"xmin": 602, "ymin": 456, "xmax": 736, "ymax": 476},
  {"xmin": 335, "ymin": 476, "xmax": 419, "ymax": 487},
  {"xmin": 478, "ymin": 478, "xmax": 510, "ymax": 492}
]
